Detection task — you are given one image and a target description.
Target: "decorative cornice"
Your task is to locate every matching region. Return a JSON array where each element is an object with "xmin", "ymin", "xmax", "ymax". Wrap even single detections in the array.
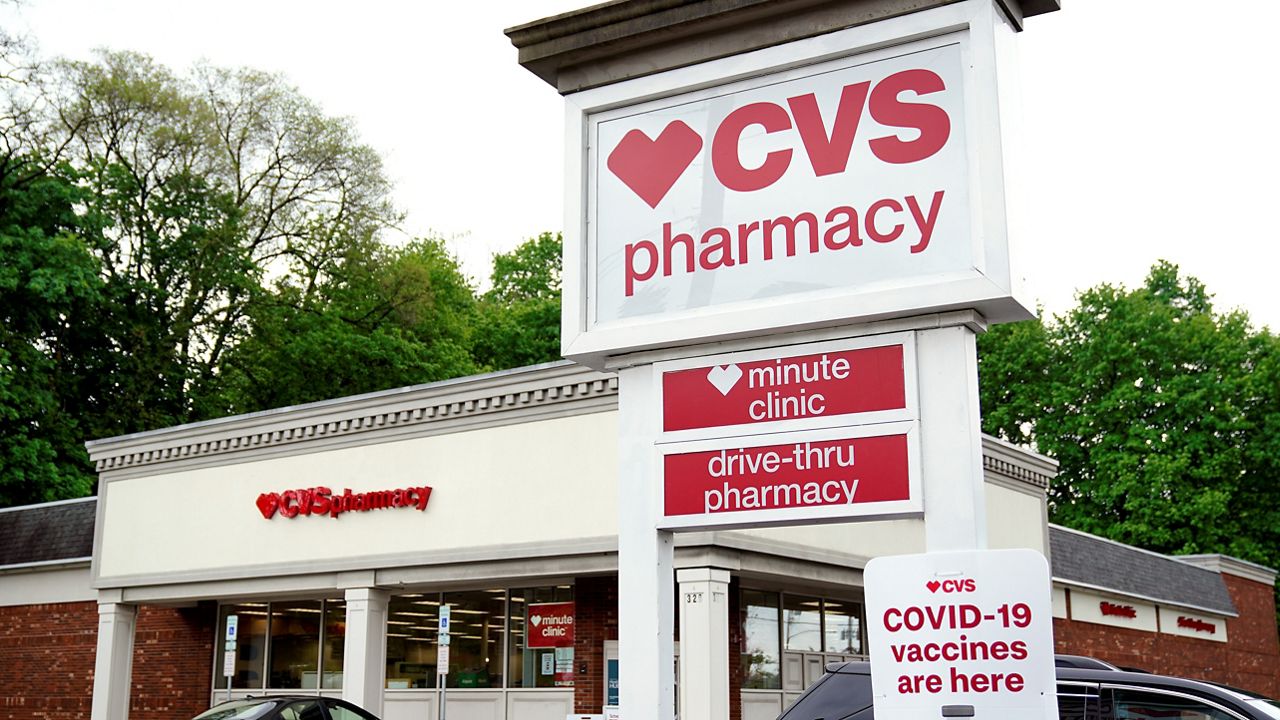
[
  {"xmin": 85, "ymin": 360, "xmax": 1058, "ymax": 494},
  {"xmin": 980, "ymin": 435, "xmax": 1055, "ymax": 490},
  {"xmin": 86, "ymin": 362, "xmax": 618, "ymax": 475}
]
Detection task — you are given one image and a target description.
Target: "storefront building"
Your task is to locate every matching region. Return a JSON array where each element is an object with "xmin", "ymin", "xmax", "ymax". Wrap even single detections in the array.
[{"xmin": 1, "ymin": 361, "xmax": 1276, "ymax": 720}]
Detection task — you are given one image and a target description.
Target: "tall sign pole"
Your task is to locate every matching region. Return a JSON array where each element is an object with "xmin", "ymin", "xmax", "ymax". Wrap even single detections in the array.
[{"xmin": 508, "ymin": 1, "xmax": 1060, "ymax": 718}]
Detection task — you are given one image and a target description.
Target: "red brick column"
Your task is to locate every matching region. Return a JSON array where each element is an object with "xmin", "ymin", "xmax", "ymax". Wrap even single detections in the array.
[
  {"xmin": 574, "ymin": 576, "xmax": 618, "ymax": 713},
  {"xmin": 130, "ymin": 603, "xmax": 217, "ymax": 720},
  {"xmin": 728, "ymin": 578, "xmax": 742, "ymax": 720}
]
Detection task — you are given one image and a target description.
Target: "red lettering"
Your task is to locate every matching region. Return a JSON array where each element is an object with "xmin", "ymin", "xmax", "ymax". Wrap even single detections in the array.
[
  {"xmin": 624, "ymin": 240, "xmax": 659, "ymax": 297},
  {"xmin": 787, "ymin": 82, "xmax": 871, "ymax": 177},
  {"xmin": 712, "ymin": 102, "xmax": 793, "ymax": 192},
  {"xmin": 865, "ymin": 198, "xmax": 904, "ymax": 243},
  {"xmin": 869, "ymin": 69, "xmax": 951, "ymax": 164}
]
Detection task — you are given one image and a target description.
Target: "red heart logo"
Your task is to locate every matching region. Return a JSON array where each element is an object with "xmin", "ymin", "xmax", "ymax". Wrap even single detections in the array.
[
  {"xmin": 607, "ymin": 121, "xmax": 703, "ymax": 209},
  {"xmin": 256, "ymin": 493, "xmax": 280, "ymax": 519},
  {"xmin": 926, "ymin": 580, "xmax": 941, "ymax": 594}
]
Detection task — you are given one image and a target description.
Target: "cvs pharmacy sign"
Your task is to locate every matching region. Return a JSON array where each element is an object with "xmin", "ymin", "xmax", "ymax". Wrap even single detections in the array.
[{"xmin": 590, "ymin": 40, "xmax": 974, "ymax": 327}]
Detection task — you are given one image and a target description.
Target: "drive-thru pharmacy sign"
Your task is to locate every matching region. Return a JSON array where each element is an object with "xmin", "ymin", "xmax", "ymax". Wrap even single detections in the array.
[{"xmin": 865, "ymin": 549, "xmax": 1058, "ymax": 719}]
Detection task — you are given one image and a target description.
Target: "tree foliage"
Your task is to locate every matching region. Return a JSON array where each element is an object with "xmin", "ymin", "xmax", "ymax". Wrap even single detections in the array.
[
  {"xmin": 978, "ymin": 261, "xmax": 1280, "ymax": 572},
  {"xmin": 472, "ymin": 232, "xmax": 563, "ymax": 371},
  {"xmin": 0, "ymin": 48, "xmax": 570, "ymax": 508}
]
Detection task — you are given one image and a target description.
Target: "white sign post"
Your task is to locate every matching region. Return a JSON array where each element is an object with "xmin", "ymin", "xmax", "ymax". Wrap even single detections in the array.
[
  {"xmin": 865, "ymin": 549, "xmax": 1058, "ymax": 719},
  {"xmin": 438, "ymin": 606, "xmax": 450, "ymax": 720},
  {"xmin": 223, "ymin": 614, "xmax": 237, "ymax": 702}
]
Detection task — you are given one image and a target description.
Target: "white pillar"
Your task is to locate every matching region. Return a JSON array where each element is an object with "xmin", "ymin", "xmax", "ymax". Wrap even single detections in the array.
[
  {"xmin": 617, "ymin": 363, "xmax": 676, "ymax": 720},
  {"xmin": 677, "ymin": 568, "xmax": 730, "ymax": 720},
  {"xmin": 91, "ymin": 602, "xmax": 137, "ymax": 720},
  {"xmin": 917, "ymin": 324, "xmax": 988, "ymax": 551},
  {"xmin": 342, "ymin": 587, "xmax": 389, "ymax": 716}
]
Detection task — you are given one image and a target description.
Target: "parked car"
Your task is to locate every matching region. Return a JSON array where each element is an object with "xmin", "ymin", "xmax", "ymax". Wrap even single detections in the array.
[
  {"xmin": 194, "ymin": 696, "xmax": 379, "ymax": 720},
  {"xmin": 778, "ymin": 658, "xmax": 1280, "ymax": 720}
]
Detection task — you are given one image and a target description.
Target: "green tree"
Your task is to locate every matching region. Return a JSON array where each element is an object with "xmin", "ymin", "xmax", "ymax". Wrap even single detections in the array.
[
  {"xmin": 0, "ymin": 159, "xmax": 102, "ymax": 505},
  {"xmin": 472, "ymin": 232, "xmax": 563, "ymax": 370},
  {"xmin": 216, "ymin": 237, "xmax": 479, "ymax": 413},
  {"xmin": 978, "ymin": 261, "xmax": 1280, "ymax": 572},
  {"xmin": 38, "ymin": 50, "xmax": 398, "ymax": 427}
]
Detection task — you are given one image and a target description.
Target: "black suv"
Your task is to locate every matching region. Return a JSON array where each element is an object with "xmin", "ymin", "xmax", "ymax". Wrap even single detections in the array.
[
  {"xmin": 193, "ymin": 697, "xmax": 381, "ymax": 720},
  {"xmin": 778, "ymin": 657, "xmax": 1280, "ymax": 720}
]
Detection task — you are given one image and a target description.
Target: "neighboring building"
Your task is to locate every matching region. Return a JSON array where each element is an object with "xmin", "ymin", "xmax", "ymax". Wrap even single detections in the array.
[{"xmin": 1, "ymin": 362, "xmax": 1276, "ymax": 720}]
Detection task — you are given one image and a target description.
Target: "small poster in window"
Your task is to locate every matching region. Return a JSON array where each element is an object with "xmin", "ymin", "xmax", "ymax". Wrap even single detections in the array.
[{"xmin": 541, "ymin": 653, "xmax": 554, "ymax": 675}]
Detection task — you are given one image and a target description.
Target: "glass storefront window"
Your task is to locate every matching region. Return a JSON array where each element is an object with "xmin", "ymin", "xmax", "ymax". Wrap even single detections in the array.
[
  {"xmin": 443, "ymin": 590, "xmax": 506, "ymax": 689},
  {"xmin": 385, "ymin": 594, "xmax": 439, "ymax": 689},
  {"xmin": 218, "ymin": 604, "xmax": 268, "ymax": 689},
  {"xmin": 741, "ymin": 590, "xmax": 781, "ymax": 689},
  {"xmin": 783, "ymin": 594, "xmax": 822, "ymax": 652},
  {"xmin": 321, "ymin": 600, "xmax": 346, "ymax": 689},
  {"xmin": 823, "ymin": 599, "xmax": 861, "ymax": 654},
  {"xmin": 508, "ymin": 585, "xmax": 574, "ymax": 688},
  {"xmin": 269, "ymin": 601, "xmax": 322, "ymax": 688}
]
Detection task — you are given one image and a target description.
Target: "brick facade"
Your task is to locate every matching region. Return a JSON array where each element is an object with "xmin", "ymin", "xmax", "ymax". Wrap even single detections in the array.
[
  {"xmin": 573, "ymin": 575, "xmax": 618, "ymax": 713},
  {"xmin": 129, "ymin": 604, "xmax": 217, "ymax": 720},
  {"xmin": 0, "ymin": 602, "xmax": 98, "ymax": 720},
  {"xmin": 1053, "ymin": 575, "xmax": 1280, "ymax": 698},
  {"xmin": 0, "ymin": 601, "xmax": 215, "ymax": 720}
]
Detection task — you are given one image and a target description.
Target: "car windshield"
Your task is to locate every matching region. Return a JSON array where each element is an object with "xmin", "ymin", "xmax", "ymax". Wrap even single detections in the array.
[{"xmin": 193, "ymin": 699, "xmax": 281, "ymax": 720}]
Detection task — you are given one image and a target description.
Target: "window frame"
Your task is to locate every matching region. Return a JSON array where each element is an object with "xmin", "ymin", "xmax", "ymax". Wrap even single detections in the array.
[{"xmin": 1102, "ymin": 683, "xmax": 1253, "ymax": 720}]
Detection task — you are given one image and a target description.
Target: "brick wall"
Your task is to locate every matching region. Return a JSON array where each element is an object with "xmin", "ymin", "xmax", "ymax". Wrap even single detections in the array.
[
  {"xmin": 0, "ymin": 601, "xmax": 216, "ymax": 720},
  {"xmin": 130, "ymin": 604, "xmax": 217, "ymax": 720},
  {"xmin": 0, "ymin": 601, "xmax": 98, "ymax": 720},
  {"xmin": 573, "ymin": 576, "xmax": 618, "ymax": 713},
  {"xmin": 1220, "ymin": 574, "xmax": 1280, "ymax": 697},
  {"xmin": 1054, "ymin": 577, "xmax": 1280, "ymax": 698}
]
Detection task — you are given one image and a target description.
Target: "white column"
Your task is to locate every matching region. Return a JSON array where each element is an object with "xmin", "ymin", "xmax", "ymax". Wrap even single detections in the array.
[
  {"xmin": 617, "ymin": 363, "xmax": 676, "ymax": 720},
  {"xmin": 677, "ymin": 568, "xmax": 730, "ymax": 720},
  {"xmin": 91, "ymin": 602, "xmax": 137, "ymax": 720},
  {"xmin": 342, "ymin": 587, "xmax": 390, "ymax": 716},
  {"xmin": 917, "ymin": 324, "xmax": 988, "ymax": 551}
]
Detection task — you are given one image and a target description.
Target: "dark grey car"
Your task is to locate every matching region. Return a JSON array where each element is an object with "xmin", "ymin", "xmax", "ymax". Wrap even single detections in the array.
[{"xmin": 778, "ymin": 658, "xmax": 1280, "ymax": 720}]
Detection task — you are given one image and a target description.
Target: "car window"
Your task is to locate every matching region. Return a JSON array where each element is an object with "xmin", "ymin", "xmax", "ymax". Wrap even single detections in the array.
[
  {"xmin": 1109, "ymin": 688, "xmax": 1245, "ymax": 720},
  {"xmin": 279, "ymin": 701, "xmax": 323, "ymax": 720},
  {"xmin": 1057, "ymin": 683, "xmax": 1101, "ymax": 720},
  {"xmin": 779, "ymin": 671, "xmax": 873, "ymax": 720},
  {"xmin": 323, "ymin": 700, "xmax": 379, "ymax": 720},
  {"xmin": 193, "ymin": 700, "xmax": 280, "ymax": 720}
]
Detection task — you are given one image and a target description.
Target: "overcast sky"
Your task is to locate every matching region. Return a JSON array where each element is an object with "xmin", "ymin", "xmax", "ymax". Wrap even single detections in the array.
[{"xmin": 4, "ymin": 0, "xmax": 1278, "ymax": 329}]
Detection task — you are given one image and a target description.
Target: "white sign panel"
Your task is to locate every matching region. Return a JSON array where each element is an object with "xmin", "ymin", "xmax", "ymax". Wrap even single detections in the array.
[
  {"xmin": 563, "ymin": 12, "xmax": 1031, "ymax": 366},
  {"xmin": 437, "ymin": 645, "xmax": 450, "ymax": 673},
  {"xmin": 594, "ymin": 43, "xmax": 968, "ymax": 324},
  {"xmin": 865, "ymin": 549, "xmax": 1058, "ymax": 720}
]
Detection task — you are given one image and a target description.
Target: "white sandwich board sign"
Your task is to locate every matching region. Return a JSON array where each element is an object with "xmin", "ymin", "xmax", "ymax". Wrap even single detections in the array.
[{"xmin": 864, "ymin": 549, "xmax": 1058, "ymax": 720}]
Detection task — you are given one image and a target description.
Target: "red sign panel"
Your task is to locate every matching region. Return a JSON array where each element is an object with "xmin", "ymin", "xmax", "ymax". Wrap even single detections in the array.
[
  {"xmin": 663, "ymin": 433, "xmax": 910, "ymax": 518},
  {"xmin": 662, "ymin": 344, "xmax": 905, "ymax": 432},
  {"xmin": 526, "ymin": 602, "xmax": 575, "ymax": 649}
]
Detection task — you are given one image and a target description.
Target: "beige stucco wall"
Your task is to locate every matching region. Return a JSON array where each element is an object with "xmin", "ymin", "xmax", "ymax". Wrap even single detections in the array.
[{"xmin": 97, "ymin": 411, "xmax": 619, "ymax": 583}]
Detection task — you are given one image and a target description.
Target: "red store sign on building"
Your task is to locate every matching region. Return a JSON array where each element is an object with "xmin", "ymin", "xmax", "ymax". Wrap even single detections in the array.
[{"xmin": 526, "ymin": 602, "xmax": 575, "ymax": 649}]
